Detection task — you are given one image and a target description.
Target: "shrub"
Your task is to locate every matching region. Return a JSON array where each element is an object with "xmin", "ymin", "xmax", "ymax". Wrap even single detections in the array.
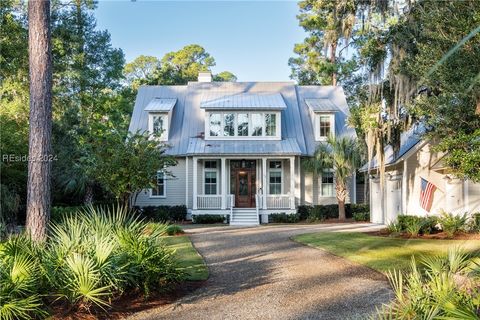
[
  {"xmin": 419, "ymin": 216, "xmax": 439, "ymax": 235},
  {"xmin": 467, "ymin": 212, "xmax": 480, "ymax": 232},
  {"xmin": 352, "ymin": 212, "xmax": 370, "ymax": 222},
  {"xmin": 386, "ymin": 221, "xmax": 402, "ymax": 233},
  {"xmin": 439, "ymin": 211, "xmax": 468, "ymax": 237},
  {"xmin": 0, "ymin": 205, "xmax": 184, "ymax": 316},
  {"xmin": 398, "ymin": 215, "xmax": 423, "ymax": 236},
  {"xmin": 348, "ymin": 203, "xmax": 370, "ymax": 217},
  {"xmin": 51, "ymin": 206, "xmax": 84, "ymax": 223},
  {"xmin": 297, "ymin": 205, "xmax": 312, "ymax": 220},
  {"xmin": 375, "ymin": 248, "xmax": 477, "ymax": 319},
  {"xmin": 269, "ymin": 213, "xmax": 299, "ymax": 223},
  {"xmin": 135, "ymin": 205, "xmax": 187, "ymax": 222},
  {"xmin": 166, "ymin": 224, "xmax": 184, "ymax": 236},
  {"xmin": 192, "ymin": 214, "xmax": 226, "ymax": 224}
]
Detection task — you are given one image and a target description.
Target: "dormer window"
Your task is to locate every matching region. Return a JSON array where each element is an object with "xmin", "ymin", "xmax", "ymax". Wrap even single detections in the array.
[
  {"xmin": 315, "ymin": 114, "xmax": 335, "ymax": 141},
  {"xmin": 148, "ymin": 113, "xmax": 168, "ymax": 141},
  {"xmin": 205, "ymin": 111, "xmax": 280, "ymax": 140},
  {"xmin": 144, "ymin": 98, "xmax": 177, "ymax": 142}
]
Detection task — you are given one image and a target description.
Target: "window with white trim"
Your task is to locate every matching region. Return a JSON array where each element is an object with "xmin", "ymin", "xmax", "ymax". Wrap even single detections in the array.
[
  {"xmin": 151, "ymin": 170, "xmax": 166, "ymax": 197},
  {"xmin": 315, "ymin": 113, "xmax": 335, "ymax": 141},
  {"xmin": 204, "ymin": 160, "xmax": 218, "ymax": 195},
  {"xmin": 269, "ymin": 161, "xmax": 282, "ymax": 195},
  {"xmin": 148, "ymin": 113, "xmax": 168, "ymax": 141},
  {"xmin": 320, "ymin": 169, "xmax": 334, "ymax": 197},
  {"xmin": 205, "ymin": 112, "xmax": 280, "ymax": 139}
]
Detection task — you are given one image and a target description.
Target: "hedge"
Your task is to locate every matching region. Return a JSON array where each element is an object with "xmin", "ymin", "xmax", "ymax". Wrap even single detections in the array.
[
  {"xmin": 269, "ymin": 213, "xmax": 300, "ymax": 223},
  {"xmin": 192, "ymin": 214, "xmax": 227, "ymax": 224},
  {"xmin": 134, "ymin": 205, "xmax": 187, "ymax": 222},
  {"xmin": 297, "ymin": 203, "xmax": 370, "ymax": 221}
]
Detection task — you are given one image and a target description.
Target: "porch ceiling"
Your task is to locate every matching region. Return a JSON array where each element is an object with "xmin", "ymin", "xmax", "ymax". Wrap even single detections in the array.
[{"xmin": 186, "ymin": 137, "xmax": 301, "ymax": 155}]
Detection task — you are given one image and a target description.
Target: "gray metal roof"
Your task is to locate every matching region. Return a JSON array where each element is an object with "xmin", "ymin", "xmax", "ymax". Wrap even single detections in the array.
[
  {"xmin": 128, "ymin": 82, "xmax": 353, "ymax": 156},
  {"xmin": 144, "ymin": 98, "xmax": 177, "ymax": 112},
  {"xmin": 360, "ymin": 123, "xmax": 426, "ymax": 171},
  {"xmin": 186, "ymin": 138, "xmax": 301, "ymax": 155},
  {"xmin": 200, "ymin": 92, "xmax": 287, "ymax": 110},
  {"xmin": 305, "ymin": 98, "xmax": 340, "ymax": 112}
]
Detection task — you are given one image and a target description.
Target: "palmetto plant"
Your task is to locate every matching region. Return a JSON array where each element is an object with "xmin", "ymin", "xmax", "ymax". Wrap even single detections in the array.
[
  {"xmin": 303, "ymin": 136, "xmax": 361, "ymax": 220},
  {"xmin": 0, "ymin": 205, "xmax": 184, "ymax": 318},
  {"xmin": 375, "ymin": 248, "xmax": 480, "ymax": 319}
]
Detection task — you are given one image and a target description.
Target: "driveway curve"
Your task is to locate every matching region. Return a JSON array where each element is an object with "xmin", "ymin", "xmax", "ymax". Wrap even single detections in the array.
[{"xmin": 130, "ymin": 223, "xmax": 392, "ymax": 320}]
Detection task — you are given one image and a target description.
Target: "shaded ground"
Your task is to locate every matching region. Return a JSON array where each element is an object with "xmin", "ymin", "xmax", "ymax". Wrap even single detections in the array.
[{"xmin": 129, "ymin": 223, "xmax": 392, "ymax": 320}]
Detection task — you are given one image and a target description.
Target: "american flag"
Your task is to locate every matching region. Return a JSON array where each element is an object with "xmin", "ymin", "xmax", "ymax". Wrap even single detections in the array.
[{"xmin": 420, "ymin": 177, "xmax": 436, "ymax": 212}]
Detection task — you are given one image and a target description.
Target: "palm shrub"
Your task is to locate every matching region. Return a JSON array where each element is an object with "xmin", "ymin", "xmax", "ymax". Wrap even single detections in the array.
[
  {"xmin": 375, "ymin": 248, "xmax": 479, "ymax": 319},
  {"xmin": 439, "ymin": 211, "xmax": 468, "ymax": 237},
  {"xmin": 303, "ymin": 136, "xmax": 361, "ymax": 221},
  {"xmin": 0, "ymin": 236, "xmax": 47, "ymax": 320}
]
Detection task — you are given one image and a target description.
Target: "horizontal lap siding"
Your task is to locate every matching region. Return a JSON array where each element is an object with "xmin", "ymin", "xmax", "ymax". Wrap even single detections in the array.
[{"xmin": 134, "ymin": 158, "xmax": 187, "ymax": 207}]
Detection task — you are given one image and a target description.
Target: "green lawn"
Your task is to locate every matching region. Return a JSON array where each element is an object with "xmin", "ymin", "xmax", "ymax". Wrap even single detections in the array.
[
  {"xmin": 293, "ymin": 232, "xmax": 480, "ymax": 273},
  {"xmin": 164, "ymin": 235, "xmax": 208, "ymax": 281}
]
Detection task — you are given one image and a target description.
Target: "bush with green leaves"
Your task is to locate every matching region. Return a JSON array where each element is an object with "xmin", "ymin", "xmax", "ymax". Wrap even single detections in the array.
[
  {"xmin": 438, "ymin": 211, "xmax": 468, "ymax": 237},
  {"xmin": 192, "ymin": 214, "xmax": 226, "ymax": 224},
  {"xmin": 165, "ymin": 224, "xmax": 184, "ymax": 236},
  {"xmin": 134, "ymin": 205, "xmax": 187, "ymax": 222},
  {"xmin": 396, "ymin": 215, "xmax": 439, "ymax": 236},
  {"xmin": 305, "ymin": 203, "xmax": 370, "ymax": 221},
  {"xmin": 0, "ymin": 205, "xmax": 184, "ymax": 318},
  {"xmin": 386, "ymin": 221, "xmax": 402, "ymax": 233},
  {"xmin": 375, "ymin": 248, "xmax": 479, "ymax": 319},
  {"xmin": 268, "ymin": 213, "xmax": 300, "ymax": 223},
  {"xmin": 352, "ymin": 212, "xmax": 370, "ymax": 222},
  {"xmin": 469, "ymin": 212, "xmax": 480, "ymax": 232}
]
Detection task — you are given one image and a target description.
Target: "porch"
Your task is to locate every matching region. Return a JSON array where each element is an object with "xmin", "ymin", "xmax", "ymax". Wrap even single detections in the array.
[{"xmin": 189, "ymin": 157, "xmax": 297, "ymax": 224}]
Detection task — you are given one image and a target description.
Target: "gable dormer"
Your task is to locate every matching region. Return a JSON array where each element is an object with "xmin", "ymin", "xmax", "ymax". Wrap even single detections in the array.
[
  {"xmin": 305, "ymin": 98, "xmax": 339, "ymax": 141},
  {"xmin": 200, "ymin": 93, "xmax": 286, "ymax": 140},
  {"xmin": 145, "ymin": 98, "xmax": 177, "ymax": 141}
]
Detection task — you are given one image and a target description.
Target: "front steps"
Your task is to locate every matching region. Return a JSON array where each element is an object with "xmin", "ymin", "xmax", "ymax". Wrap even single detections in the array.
[{"xmin": 230, "ymin": 208, "xmax": 259, "ymax": 226}]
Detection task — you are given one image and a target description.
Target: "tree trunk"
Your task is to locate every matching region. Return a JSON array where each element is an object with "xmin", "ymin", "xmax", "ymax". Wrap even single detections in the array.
[
  {"xmin": 330, "ymin": 41, "xmax": 337, "ymax": 86},
  {"xmin": 26, "ymin": 0, "xmax": 53, "ymax": 242},
  {"xmin": 336, "ymin": 183, "xmax": 347, "ymax": 221},
  {"xmin": 83, "ymin": 184, "xmax": 93, "ymax": 205}
]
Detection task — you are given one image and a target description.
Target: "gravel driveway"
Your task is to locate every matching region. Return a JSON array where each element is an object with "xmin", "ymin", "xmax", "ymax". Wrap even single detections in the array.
[{"xmin": 129, "ymin": 223, "xmax": 392, "ymax": 320}]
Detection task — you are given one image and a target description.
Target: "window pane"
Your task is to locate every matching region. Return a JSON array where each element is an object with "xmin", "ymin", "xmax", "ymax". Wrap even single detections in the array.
[
  {"xmin": 319, "ymin": 115, "xmax": 331, "ymax": 137},
  {"xmin": 269, "ymin": 161, "xmax": 282, "ymax": 169},
  {"xmin": 153, "ymin": 115, "xmax": 164, "ymax": 135},
  {"xmin": 237, "ymin": 113, "xmax": 248, "ymax": 136},
  {"xmin": 205, "ymin": 160, "xmax": 217, "ymax": 169},
  {"xmin": 321, "ymin": 171, "xmax": 334, "ymax": 197},
  {"xmin": 269, "ymin": 170, "xmax": 281, "ymax": 195},
  {"xmin": 270, "ymin": 184, "xmax": 281, "ymax": 195},
  {"xmin": 209, "ymin": 113, "xmax": 221, "ymax": 136},
  {"xmin": 251, "ymin": 113, "xmax": 263, "ymax": 136},
  {"xmin": 321, "ymin": 184, "xmax": 333, "ymax": 197},
  {"xmin": 152, "ymin": 170, "xmax": 165, "ymax": 196},
  {"xmin": 265, "ymin": 113, "xmax": 277, "ymax": 136},
  {"xmin": 224, "ymin": 113, "xmax": 235, "ymax": 136}
]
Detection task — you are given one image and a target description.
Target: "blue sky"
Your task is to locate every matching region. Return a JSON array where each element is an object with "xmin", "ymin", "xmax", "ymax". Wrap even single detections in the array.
[{"xmin": 94, "ymin": 1, "xmax": 306, "ymax": 81}]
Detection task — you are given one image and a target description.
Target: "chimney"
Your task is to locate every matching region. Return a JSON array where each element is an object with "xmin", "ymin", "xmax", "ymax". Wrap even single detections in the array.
[{"xmin": 198, "ymin": 71, "xmax": 212, "ymax": 83}]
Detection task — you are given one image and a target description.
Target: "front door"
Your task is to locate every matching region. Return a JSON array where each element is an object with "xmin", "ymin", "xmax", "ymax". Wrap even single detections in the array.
[{"xmin": 231, "ymin": 160, "xmax": 256, "ymax": 208}]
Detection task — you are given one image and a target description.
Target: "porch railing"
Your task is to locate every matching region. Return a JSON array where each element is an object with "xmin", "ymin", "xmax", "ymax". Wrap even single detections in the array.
[
  {"xmin": 265, "ymin": 194, "xmax": 292, "ymax": 209},
  {"xmin": 197, "ymin": 195, "xmax": 222, "ymax": 209}
]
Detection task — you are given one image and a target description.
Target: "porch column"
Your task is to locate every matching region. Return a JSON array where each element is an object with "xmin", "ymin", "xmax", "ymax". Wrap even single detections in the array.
[
  {"xmin": 193, "ymin": 157, "xmax": 198, "ymax": 210},
  {"xmin": 262, "ymin": 157, "xmax": 267, "ymax": 209},
  {"xmin": 290, "ymin": 156, "xmax": 295, "ymax": 209},
  {"xmin": 185, "ymin": 157, "xmax": 189, "ymax": 208},
  {"xmin": 221, "ymin": 157, "xmax": 226, "ymax": 209}
]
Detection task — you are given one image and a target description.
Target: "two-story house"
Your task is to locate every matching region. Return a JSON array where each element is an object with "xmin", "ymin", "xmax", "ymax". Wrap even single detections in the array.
[{"xmin": 128, "ymin": 72, "xmax": 357, "ymax": 225}]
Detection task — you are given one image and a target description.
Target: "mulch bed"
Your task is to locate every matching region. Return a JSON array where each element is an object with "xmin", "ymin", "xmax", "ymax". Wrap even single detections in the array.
[
  {"xmin": 366, "ymin": 229, "xmax": 480, "ymax": 240},
  {"xmin": 49, "ymin": 280, "xmax": 205, "ymax": 320}
]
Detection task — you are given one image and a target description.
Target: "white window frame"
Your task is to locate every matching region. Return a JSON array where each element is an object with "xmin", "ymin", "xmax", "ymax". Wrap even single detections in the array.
[
  {"xmin": 150, "ymin": 169, "xmax": 166, "ymax": 198},
  {"xmin": 315, "ymin": 113, "xmax": 335, "ymax": 141},
  {"xmin": 203, "ymin": 160, "xmax": 219, "ymax": 195},
  {"xmin": 205, "ymin": 111, "xmax": 281, "ymax": 140},
  {"xmin": 268, "ymin": 160, "xmax": 283, "ymax": 195},
  {"xmin": 319, "ymin": 169, "xmax": 335, "ymax": 198},
  {"xmin": 148, "ymin": 113, "xmax": 169, "ymax": 141}
]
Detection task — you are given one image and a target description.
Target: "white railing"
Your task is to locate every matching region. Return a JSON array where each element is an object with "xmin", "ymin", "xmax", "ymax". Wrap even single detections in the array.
[
  {"xmin": 226, "ymin": 194, "xmax": 235, "ymax": 209},
  {"xmin": 265, "ymin": 194, "xmax": 291, "ymax": 209},
  {"xmin": 197, "ymin": 195, "xmax": 222, "ymax": 209}
]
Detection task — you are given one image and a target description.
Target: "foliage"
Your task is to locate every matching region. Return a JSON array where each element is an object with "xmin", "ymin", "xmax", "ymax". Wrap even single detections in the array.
[
  {"xmin": 352, "ymin": 212, "xmax": 369, "ymax": 222},
  {"xmin": 0, "ymin": 205, "xmax": 185, "ymax": 317},
  {"xmin": 165, "ymin": 224, "xmax": 184, "ymax": 236},
  {"xmin": 268, "ymin": 213, "xmax": 300, "ymax": 223},
  {"xmin": 50, "ymin": 206, "xmax": 84, "ymax": 223},
  {"xmin": 470, "ymin": 213, "xmax": 480, "ymax": 232},
  {"xmin": 386, "ymin": 221, "xmax": 402, "ymax": 233},
  {"xmin": 375, "ymin": 248, "xmax": 479, "ymax": 319},
  {"xmin": 303, "ymin": 136, "xmax": 361, "ymax": 220},
  {"xmin": 397, "ymin": 215, "xmax": 440, "ymax": 236},
  {"xmin": 297, "ymin": 205, "xmax": 312, "ymax": 220},
  {"xmin": 438, "ymin": 211, "xmax": 468, "ymax": 237},
  {"xmin": 192, "ymin": 214, "xmax": 226, "ymax": 224},
  {"xmin": 134, "ymin": 205, "xmax": 187, "ymax": 222},
  {"xmin": 126, "ymin": 44, "xmax": 237, "ymax": 86},
  {"xmin": 89, "ymin": 131, "xmax": 176, "ymax": 204},
  {"xmin": 304, "ymin": 203, "xmax": 368, "ymax": 221}
]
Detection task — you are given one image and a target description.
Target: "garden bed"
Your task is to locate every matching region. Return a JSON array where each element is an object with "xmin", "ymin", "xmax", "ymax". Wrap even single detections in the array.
[{"xmin": 367, "ymin": 229, "xmax": 480, "ymax": 240}]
